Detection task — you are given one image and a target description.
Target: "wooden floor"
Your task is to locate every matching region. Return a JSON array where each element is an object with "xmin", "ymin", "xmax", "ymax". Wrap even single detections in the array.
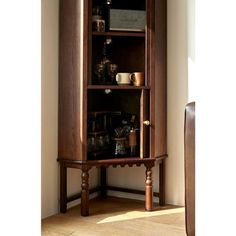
[{"xmin": 42, "ymin": 197, "xmax": 186, "ymax": 236}]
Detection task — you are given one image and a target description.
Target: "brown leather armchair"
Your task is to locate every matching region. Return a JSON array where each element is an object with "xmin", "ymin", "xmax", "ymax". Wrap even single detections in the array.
[{"xmin": 184, "ymin": 102, "xmax": 195, "ymax": 236}]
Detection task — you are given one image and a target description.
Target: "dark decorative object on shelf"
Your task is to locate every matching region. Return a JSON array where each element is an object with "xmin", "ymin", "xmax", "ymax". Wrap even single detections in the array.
[
  {"xmin": 109, "ymin": 9, "xmax": 146, "ymax": 31},
  {"xmin": 104, "ymin": 0, "xmax": 112, "ymax": 31},
  {"xmin": 92, "ymin": 5, "xmax": 105, "ymax": 32},
  {"xmin": 93, "ymin": 38, "xmax": 118, "ymax": 85}
]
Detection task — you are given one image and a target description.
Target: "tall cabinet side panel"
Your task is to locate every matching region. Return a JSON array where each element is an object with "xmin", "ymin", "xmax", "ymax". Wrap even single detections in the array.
[
  {"xmin": 155, "ymin": 0, "xmax": 167, "ymax": 157},
  {"xmin": 58, "ymin": 0, "xmax": 85, "ymax": 160}
]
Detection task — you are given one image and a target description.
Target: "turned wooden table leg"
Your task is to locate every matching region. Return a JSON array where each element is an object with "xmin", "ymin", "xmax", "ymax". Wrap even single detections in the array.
[
  {"xmin": 100, "ymin": 166, "xmax": 107, "ymax": 198},
  {"xmin": 145, "ymin": 167, "xmax": 153, "ymax": 211},
  {"xmin": 60, "ymin": 163, "xmax": 67, "ymax": 213},
  {"xmin": 159, "ymin": 160, "xmax": 165, "ymax": 206},
  {"xmin": 81, "ymin": 168, "xmax": 89, "ymax": 216}
]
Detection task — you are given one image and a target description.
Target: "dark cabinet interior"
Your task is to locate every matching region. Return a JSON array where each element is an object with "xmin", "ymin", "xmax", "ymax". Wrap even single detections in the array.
[
  {"xmin": 88, "ymin": 0, "xmax": 149, "ymax": 161},
  {"xmin": 87, "ymin": 89, "xmax": 145, "ymax": 159},
  {"xmin": 91, "ymin": 37, "xmax": 145, "ymax": 85}
]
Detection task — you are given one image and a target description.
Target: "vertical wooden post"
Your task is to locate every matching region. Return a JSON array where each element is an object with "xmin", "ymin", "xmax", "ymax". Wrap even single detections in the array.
[
  {"xmin": 145, "ymin": 166, "xmax": 153, "ymax": 211},
  {"xmin": 60, "ymin": 163, "xmax": 67, "ymax": 213},
  {"xmin": 81, "ymin": 167, "xmax": 89, "ymax": 216},
  {"xmin": 100, "ymin": 166, "xmax": 107, "ymax": 198},
  {"xmin": 159, "ymin": 160, "xmax": 165, "ymax": 206},
  {"xmin": 140, "ymin": 90, "xmax": 149, "ymax": 159}
]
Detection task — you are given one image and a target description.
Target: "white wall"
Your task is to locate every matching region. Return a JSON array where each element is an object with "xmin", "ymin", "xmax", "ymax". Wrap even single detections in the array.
[
  {"xmin": 42, "ymin": 0, "xmax": 190, "ymax": 218},
  {"xmin": 187, "ymin": 0, "xmax": 196, "ymax": 102},
  {"xmin": 107, "ymin": 165, "xmax": 159, "ymax": 202},
  {"xmin": 41, "ymin": 0, "xmax": 59, "ymax": 219},
  {"xmin": 1, "ymin": 1, "xmax": 41, "ymax": 235},
  {"xmin": 166, "ymin": 0, "xmax": 188, "ymax": 206},
  {"xmin": 195, "ymin": 1, "xmax": 236, "ymax": 234}
]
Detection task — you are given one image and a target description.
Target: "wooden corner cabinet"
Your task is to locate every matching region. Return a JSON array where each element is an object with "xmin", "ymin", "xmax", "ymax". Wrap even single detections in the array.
[{"xmin": 58, "ymin": 0, "xmax": 167, "ymax": 216}]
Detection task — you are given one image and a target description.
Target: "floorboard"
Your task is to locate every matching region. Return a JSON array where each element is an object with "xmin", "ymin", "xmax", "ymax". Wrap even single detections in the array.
[{"xmin": 42, "ymin": 197, "xmax": 186, "ymax": 236}]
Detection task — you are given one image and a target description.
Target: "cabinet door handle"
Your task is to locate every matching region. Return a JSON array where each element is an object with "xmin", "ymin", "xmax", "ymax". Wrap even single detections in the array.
[{"xmin": 143, "ymin": 120, "xmax": 150, "ymax": 126}]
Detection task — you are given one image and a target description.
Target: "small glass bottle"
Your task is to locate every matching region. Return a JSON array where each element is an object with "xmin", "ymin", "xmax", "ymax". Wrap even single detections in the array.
[
  {"xmin": 104, "ymin": 0, "xmax": 112, "ymax": 31},
  {"xmin": 92, "ymin": 6, "xmax": 105, "ymax": 32},
  {"xmin": 129, "ymin": 127, "xmax": 137, "ymax": 156},
  {"xmin": 100, "ymin": 39, "xmax": 112, "ymax": 84}
]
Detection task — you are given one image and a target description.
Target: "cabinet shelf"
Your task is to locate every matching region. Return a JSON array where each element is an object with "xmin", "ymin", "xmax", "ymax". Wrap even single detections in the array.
[
  {"xmin": 59, "ymin": 156, "xmax": 167, "ymax": 167},
  {"xmin": 86, "ymin": 157, "xmax": 155, "ymax": 165},
  {"xmin": 87, "ymin": 85, "xmax": 150, "ymax": 90},
  {"xmin": 92, "ymin": 31, "xmax": 145, "ymax": 38}
]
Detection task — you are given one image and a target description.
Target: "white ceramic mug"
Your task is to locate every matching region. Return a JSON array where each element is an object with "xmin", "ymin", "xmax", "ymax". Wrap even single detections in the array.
[{"xmin": 115, "ymin": 73, "xmax": 131, "ymax": 85}]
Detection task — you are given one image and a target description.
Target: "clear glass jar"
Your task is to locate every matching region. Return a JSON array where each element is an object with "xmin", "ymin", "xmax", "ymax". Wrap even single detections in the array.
[{"xmin": 113, "ymin": 137, "xmax": 127, "ymax": 156}]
